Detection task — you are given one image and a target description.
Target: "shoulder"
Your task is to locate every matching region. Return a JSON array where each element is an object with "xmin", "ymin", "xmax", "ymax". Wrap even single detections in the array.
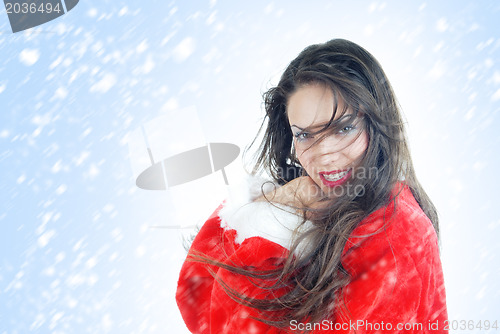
[
  {"xmin": 342, "ymin": 183, "xmax": 440, "ymax": 276},
  {"xmin": 388, "ymin": 184, "xmax": 439, "ymax": 257},
  {"xmin": 347, "ymin": 183, "xmax": 437, "ymax": 251},
  {"xmin": 337, "ymin": 185, "xmax": 447, "ymax": 324}
]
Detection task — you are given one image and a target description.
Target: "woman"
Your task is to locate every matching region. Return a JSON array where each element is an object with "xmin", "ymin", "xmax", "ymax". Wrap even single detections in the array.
[{"xmin": 176, "ymin": 39, "xmax": 448, "ymax": 333}]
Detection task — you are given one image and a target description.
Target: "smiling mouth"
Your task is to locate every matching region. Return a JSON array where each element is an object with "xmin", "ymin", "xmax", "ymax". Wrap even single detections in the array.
[{"xmin": 319, "ymin": 169, "xmax": 351, "ymax": 187}]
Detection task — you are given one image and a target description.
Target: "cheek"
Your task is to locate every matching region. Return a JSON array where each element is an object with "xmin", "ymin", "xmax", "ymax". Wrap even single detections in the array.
[
  {"xmin": 296, "ymin": 148, "xmax": 316, "ymax": 172},
  {"xmin": 350, "ymin": 132, "xmax": 369, "ymax": 160}
]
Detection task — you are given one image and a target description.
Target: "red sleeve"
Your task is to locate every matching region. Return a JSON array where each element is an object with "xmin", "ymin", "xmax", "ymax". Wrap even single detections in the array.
[
  {"xmin": 176, "ymin": 206, "xmax": 290, "ymax": 334},
  {"xmin": 176, "ymin": 206, "xmax": 234, "ymax": 333},
  {"xmin": 325, "ymin": 191, "xmax": 448, "ymax": 334}
]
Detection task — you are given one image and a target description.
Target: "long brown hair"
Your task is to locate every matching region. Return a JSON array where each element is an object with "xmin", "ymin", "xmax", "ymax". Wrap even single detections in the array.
[{"xmin": 192, "ymin": 38, "xmax": 439, "ymax": 331}]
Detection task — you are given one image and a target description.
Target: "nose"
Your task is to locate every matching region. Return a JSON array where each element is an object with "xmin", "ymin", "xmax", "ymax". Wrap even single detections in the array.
[{"xmin": 314, "ymin": 135, "xmax": 342, "ymax": 166}]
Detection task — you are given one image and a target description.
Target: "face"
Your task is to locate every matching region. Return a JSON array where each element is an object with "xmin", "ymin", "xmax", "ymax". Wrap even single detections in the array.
[{"xmin": 287, "ymin": 83, "xmax": 369, "ymax": 195}]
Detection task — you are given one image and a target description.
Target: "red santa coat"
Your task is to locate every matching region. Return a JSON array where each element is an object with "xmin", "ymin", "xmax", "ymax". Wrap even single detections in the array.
[{"xmin": 176, "ymin": 178, "xmax": 448, "ymax": 333}]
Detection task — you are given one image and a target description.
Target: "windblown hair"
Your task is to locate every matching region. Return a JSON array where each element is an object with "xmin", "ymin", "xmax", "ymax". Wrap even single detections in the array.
[{"xmin": 192, "ymin": 39, "xmax": 439, "ymax": 331}]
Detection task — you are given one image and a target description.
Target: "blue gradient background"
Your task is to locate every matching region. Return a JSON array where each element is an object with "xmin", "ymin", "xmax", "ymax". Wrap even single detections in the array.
[{"xmin": 1, "ymin": 1, "xmax": 499, "ymax": 333}]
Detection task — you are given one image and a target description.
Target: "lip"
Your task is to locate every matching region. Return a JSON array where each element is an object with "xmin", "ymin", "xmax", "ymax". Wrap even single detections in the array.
[{"xmin": 319, "ymin": 169, "xmax": 352, "ymax": 187}]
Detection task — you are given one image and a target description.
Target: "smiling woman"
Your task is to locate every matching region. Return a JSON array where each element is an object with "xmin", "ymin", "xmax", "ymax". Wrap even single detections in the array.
[
  {"xmin": 287, "ymin": 83, "xmax": 369, "ymax": 194},
  {"xmin": 176, "ymin": 39, "xmax": 448, "ymax": 333}
]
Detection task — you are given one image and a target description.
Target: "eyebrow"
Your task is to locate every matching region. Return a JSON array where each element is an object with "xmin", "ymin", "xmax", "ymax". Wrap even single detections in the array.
[
  {"xmin": 291, "ymin": 125, "xmax": 305, "ymax": 131},
  {"xmin": 290, "ymin": 114, "xmax": 355, "ymax": 131}
]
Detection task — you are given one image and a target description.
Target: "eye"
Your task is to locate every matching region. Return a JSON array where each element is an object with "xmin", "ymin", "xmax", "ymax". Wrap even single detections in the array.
[
  {"xmin": 337, "ymin": 125, "xmax": 355, "ymax": 134},
  {"xmin": 294, "ymin": 132, "xmax": 312, "ymax": 142}
]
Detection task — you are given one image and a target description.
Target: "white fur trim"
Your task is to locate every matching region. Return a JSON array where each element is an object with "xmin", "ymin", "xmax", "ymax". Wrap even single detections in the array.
[{"xmin": 219, "ymin": 174, "xmax": 313, "ymax": 254}]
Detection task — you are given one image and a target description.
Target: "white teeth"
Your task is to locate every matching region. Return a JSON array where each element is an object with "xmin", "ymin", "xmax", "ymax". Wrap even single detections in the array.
[{"xmin": 323, "ymin": 171, "xmax": 348, "ymax": 181}]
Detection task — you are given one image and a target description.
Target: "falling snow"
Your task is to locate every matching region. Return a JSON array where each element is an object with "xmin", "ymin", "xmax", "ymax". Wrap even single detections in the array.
[{"xmin": 19, "ymin": 48, "xmax": 41, "ymax": 66}]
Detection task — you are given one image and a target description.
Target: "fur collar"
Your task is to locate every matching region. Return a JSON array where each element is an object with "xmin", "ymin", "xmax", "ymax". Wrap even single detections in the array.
[{"xmin": 218, "ymin": 174, "xmax": 313, "ymax": 254}]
